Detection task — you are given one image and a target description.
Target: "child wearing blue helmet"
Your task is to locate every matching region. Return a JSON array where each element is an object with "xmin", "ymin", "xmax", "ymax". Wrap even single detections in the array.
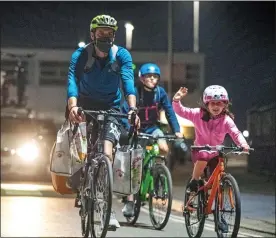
[{"xmin": 121, "ymin": 63, "xmax": 183, "ymax": 217}]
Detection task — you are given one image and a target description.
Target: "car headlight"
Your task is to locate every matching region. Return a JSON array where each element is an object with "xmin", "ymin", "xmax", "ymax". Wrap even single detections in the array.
[{"xmin": 16, "ymin": 142, "xmax": 39, "ymax": 161}]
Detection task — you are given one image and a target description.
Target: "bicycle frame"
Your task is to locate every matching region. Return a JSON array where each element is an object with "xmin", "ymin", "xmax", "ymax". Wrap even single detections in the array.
[
  {"xmin": 139, "ymin": 142, "xmax": 169, "ymax": 201},
  {"xmin": 200, "ymin": 156, "xmax": 225, "ymax": 215},
  {"xmin": 185, "ymin": 155, "xmax": 234, "ymax": 215},
  {"xmin": 183, "ymin": 144, "xmax": 254, "ymax": 238},
  {"xmin": 79, "ymin": 114, "xmax": 106, "ymax": 190},
  {"xmin": 78, "ymin": 108, "xmax": 131, "ymax": 235}
]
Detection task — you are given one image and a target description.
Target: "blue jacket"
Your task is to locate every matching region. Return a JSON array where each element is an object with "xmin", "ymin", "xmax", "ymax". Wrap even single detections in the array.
[
  {"xmin": 122, "ymin": 86, "xmax": 180, "ymax": 134},
  {"xmin": 67, "ymin": 44, "xmax": 135, "ymax": 110}
]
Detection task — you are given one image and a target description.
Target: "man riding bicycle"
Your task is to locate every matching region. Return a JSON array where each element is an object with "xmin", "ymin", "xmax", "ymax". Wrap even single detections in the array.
[
  {"xmin": 121, "ymin": 63, "xmax": 183, "ymax": 217},
  {"xmin": 66, "ymin": 14, "xmax": 139, "ymax": 229}
]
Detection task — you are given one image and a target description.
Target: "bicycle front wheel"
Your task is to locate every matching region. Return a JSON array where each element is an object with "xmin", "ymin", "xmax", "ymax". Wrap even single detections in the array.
[
  {"xmin": 214, "ymin": 173, "xmax": 241, "ymax": 238},
  {"xmin": 148, "ymin": 163, "xmax": 173, "ymax": 230},
  {"xmin": 90, "ymin": 154, "xmax": 113, "ymax": 238}
]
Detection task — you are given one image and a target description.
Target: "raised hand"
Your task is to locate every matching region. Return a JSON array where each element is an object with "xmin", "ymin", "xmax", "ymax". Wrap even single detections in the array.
[{"xmin": 173, "ymin": 87, "xmax": 188, "ymax": 102}]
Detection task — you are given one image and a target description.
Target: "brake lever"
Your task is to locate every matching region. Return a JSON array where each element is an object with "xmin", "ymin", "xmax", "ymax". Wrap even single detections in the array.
[
  {"xmin": 130, "ymin": 111, "xmax": 137, "ymax": 125},
  {"xmin": 77, "ymin": 107, "xmax": 83, "ymax": 116}
]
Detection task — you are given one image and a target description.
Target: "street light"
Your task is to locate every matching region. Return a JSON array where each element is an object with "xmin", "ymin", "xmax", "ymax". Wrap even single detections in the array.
[
  {"xmin": 78, "ymin": 41, "xmax": 85, "ymax": 48},
  {"xmin": 193, "ymin": 1, "xmax": 200, "ymax": 53},
  {"xmin": 167, "ymin": 1, "xmax": 173, "ymax": 98},
  {"xmin": 124, "ymin": 23, "xmax": 134, "ymax": 50}
]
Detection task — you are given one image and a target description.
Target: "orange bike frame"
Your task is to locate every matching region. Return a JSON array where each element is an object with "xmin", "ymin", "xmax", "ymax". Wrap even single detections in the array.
[{"xmin": 197, "ymin": 156, "xmax": 225, "ymax": 215}]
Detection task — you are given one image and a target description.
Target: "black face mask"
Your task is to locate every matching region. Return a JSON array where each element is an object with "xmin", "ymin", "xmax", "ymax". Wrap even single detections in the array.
[{"xmin": 95, "ymin": 37, "xmax": 113, "ymax": 54}]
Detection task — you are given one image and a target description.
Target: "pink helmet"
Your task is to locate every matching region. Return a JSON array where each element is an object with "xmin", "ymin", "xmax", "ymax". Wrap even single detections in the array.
[{"xmin": 203, "ymin": 85, "xmax": 229, "ymax": 104}]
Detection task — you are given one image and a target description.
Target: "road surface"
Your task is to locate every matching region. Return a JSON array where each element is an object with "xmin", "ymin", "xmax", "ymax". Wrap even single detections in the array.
[{"xmin": 1, "ymin": 183, "xmax": 273, "ymax": 237}]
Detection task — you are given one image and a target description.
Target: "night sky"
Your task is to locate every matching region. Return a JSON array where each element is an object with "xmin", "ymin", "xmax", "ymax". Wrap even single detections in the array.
[{"xmin": 1, "ymin": 1, "xmax": 275, "ymax": 128}]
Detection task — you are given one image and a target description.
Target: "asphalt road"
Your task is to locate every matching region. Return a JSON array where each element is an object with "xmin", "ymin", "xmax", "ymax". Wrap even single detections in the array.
[{"xmin": 1, "ymin": 183, "xmax": 272, "ymax": 238}]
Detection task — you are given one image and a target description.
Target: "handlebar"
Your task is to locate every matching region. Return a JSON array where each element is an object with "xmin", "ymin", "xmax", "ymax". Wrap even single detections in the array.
[
  {"xmin": 190, "ymin": 145, "xmax": 254, "ymax": 153},
  {"xmin": 77, "ymin": 107, "xmax": 129, "ymax": 119},
  {"xmin": 138, "ymin": 132, "xmax": 178, "ymax": 141},
  {"xmin": 77, "ymin": 107, "xmax": 138, "ymax": 138}
]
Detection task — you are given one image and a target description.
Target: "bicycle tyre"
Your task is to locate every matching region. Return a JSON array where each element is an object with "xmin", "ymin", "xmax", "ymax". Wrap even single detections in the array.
[
  {"xmin": 183, "ymin": 177, "xmax": 206, "ymax": 238},
  {"xmin": 81, "ymin": 196, "xmax": 91, "ymax": 238},
  {"xmin": 214, "ymin": 173, "xmax": 241, "ymax": 238},
  {"xmin": 80, "ymin": 166, "xmax": 92, "ymax": 237},
  {"xmin": 90, "ymin": 154, "xmax": 113, "ymax": 238},
  {"xmin": 148, "ymin": 163, "xmax": 172, "ymax": 230},
  {"xmin": 125, "ymin": 191, "xmax": 141, "ymax": 225}
]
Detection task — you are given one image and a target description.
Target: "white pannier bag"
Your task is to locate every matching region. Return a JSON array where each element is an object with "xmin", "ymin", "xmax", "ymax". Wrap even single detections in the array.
[
  {"xmin": 113, "ymin": 145, "xmax": 144, "ymax": 196},
  {"xmin": 50, "ymin": 121, "xmax": 86, "ymax": 176}
]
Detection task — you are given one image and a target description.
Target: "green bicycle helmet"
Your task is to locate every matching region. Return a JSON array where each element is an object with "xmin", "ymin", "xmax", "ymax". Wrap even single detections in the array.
[{"xmin": 90, "ymin": 14, "xmax": 118, "ymax": 32}]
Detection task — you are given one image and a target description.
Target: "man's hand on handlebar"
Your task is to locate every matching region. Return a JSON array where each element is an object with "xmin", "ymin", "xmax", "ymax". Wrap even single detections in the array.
[
  {"xmin": 69, "ymin": 106, "xmax": 85, "ymax": 123},
  {"xmin": 128, "ymin": 109, "xmax": 140, "ymax": 129}
]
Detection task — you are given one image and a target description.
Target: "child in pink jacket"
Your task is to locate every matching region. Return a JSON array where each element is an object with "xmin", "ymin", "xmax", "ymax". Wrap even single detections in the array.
[{"xmin": 172, "ymin": 85, "xmax": 249, "ymax": 192}]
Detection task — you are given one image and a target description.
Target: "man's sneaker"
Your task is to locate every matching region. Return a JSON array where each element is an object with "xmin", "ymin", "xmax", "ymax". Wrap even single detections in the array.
[
  {"xmin": 109, "ymin": 210, "xmax": 120, "ymax": 228},
  {"xmin": 122, "ymin": 201, "xmax": 135, "ymax": 217}
]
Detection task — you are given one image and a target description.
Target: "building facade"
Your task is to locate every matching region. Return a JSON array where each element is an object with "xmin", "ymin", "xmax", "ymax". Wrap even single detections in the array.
[{"xmin": 1, "ymin": 47, "xmax": 205, "ymax": 124}]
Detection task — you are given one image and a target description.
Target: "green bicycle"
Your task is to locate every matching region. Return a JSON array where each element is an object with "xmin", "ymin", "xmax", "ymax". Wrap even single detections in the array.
[{"xmin": 123, "ymin": 132, "xmax": 178, "ymax": 230}]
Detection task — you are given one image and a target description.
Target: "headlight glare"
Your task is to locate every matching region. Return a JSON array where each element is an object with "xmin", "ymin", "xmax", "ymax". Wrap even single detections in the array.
[{"xmin": 16, "ymin": 142, "xmax": 39, "ymax": 161}]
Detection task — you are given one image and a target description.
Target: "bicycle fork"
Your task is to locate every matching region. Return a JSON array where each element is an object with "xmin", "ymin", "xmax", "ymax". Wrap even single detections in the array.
[{"xmin": 140, "ymin": 169, "xmax": 153, "ymax": 201}]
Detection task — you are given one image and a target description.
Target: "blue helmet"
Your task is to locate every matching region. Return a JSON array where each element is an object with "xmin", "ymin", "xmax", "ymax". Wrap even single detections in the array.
[{"xmin": 138, "ymin": 63, "xmax": 161, "ymax": 77}]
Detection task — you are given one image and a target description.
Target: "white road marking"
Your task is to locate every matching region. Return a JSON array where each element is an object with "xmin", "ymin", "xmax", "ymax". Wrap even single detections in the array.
[{"xmin": 4, "ymin": 189, "xmax": 43, "ymax": 196}]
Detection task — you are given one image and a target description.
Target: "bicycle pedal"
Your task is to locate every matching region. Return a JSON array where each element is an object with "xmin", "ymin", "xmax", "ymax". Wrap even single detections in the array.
[{"xmin": 74, "ymin": 200, "xmax": 81, "ymax": 208}]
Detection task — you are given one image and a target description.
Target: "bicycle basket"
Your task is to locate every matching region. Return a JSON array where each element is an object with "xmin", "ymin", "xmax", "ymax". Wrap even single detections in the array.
[{"xmin": 113, "ymin": 145, "xmax": 144, "ymax": 196}]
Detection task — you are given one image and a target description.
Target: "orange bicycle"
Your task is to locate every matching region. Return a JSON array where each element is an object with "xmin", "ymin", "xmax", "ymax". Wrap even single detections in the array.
[{"xmin": 183, "ymin": 145, "xmax": 254, "ymax": 238}]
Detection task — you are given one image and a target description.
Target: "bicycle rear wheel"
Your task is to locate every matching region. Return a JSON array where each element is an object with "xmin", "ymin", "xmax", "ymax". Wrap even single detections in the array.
[
  {"xmin": 148, "ymin": 163, "xmax": 172, "ymax": 230},
  {"xmin": 90, "ymin": 154, "xmax": 113, "ymax": 238},
  {"xmin": 183, "ymin": 178, "xmax": 206, "ymax": 238},
  {"xmin": 214, "ymin": 173, "xmax": 241, "ymax": 238}
]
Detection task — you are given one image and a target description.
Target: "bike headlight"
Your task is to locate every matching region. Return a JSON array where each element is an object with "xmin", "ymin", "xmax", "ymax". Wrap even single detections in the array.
[
  {"xmin": 16, "ymin": 142, "xmax": 39, "ymax": 162},
  {"xmin": 243, "ymin": 130, "xmax": 249, "ymax": 138}
]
